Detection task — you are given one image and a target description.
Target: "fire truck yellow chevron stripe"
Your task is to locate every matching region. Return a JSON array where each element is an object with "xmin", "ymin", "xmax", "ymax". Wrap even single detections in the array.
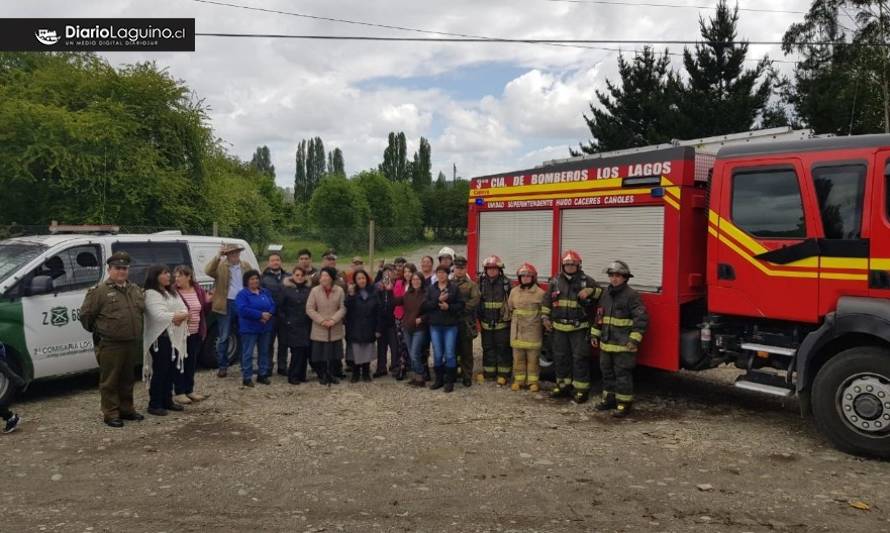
[
  {"xmin": 663, "ymin": 194, "xmax": 680, "ymax": 211},
  {"xmin": 708, "ymin": 210, "xmax": 871, "ymax": 280}
]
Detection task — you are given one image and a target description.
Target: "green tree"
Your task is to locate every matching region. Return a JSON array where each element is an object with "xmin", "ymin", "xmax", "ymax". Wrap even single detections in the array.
[
  {"xmin": 677, "ymin": 0, "xmax": 772, "ymax": 137},
  {"xmin": 295, "ymin": 139, "xmax": 308, "ymax": 202},
  {"xmin": 781, "ymin": 1, "xmax": 888, "ymax": 134},
  {"xmin": 391, "ymin": 181, "xmax": 424, "ymax": 243},
  {"xmin": 411, "ymin": 137, "xmax": 432, "ymax": 190},
  {"xmin": 573, "ymin": 47, "xmax": 681, "ymax": 154},
  {"xmin": 354, "ymin": 170, "xmax": 396, "ymax": 230},
  {"xmin": 380, "ymin": 131, "xmax": 409, "ymax": 182},
  {"xmin": 249, "ymin": 145, "xmax": 275, "ymax": 178},
  {"xmin": 329, "ymin": 147, "xmax": 345, "ymax": 176},
  {"xmin": 308, "ymin": 174, "xmax": 370, "ymax": 251},
  {"xmin": 0, "ymin": 52, "xmax": 212, "ymax": 230}
]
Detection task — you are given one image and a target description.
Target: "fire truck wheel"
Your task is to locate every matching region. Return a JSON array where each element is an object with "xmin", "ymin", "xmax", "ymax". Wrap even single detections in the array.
[{"xmin": 811, "ymin": 347, "xmax": 890, "ymax": 459}]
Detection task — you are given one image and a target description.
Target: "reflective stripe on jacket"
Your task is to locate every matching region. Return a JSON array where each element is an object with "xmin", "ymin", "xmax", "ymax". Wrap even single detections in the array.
[
  {"xmin": 506, "ymin": 285, "xmax": 545, "ymax": 349},
  {"xmin": 590, "ymin": 283, "xmax": 648, "ymax": 352},
  {"xmin": 542, "ymin": 270, "xmax": 600, "ymax": 332}
]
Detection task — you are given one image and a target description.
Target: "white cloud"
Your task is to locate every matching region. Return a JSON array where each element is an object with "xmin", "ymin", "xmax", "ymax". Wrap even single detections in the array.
[{"xmin": 4, "ymin": 0, "xmax": 813, "ymax": 185}]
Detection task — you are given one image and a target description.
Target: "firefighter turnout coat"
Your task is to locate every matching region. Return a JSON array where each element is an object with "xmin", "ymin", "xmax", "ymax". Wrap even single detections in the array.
[
  {"xmin": 542, "ymin": 271, "xmax": 601, "ymax": 332},
  {"xmin": 506, "ymin": 284, "xmax": 545, "ymax": 350},
  {"xmin": 478, "ymin": 275, "xmax": 511, "ymax": 331},
  {"xmin": 591, "ymin": 283, "xmax": 648, "ymax": 352}
]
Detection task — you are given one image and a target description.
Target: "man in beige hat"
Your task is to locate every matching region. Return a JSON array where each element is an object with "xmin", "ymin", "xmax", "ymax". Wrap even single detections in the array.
[
  {"xmin": 347, "ymin": 256, "xmax": 364, "ymax": 285},
  {"xmin": 205, "ymin": 242, "xmax": 252, "ymax": 377}
]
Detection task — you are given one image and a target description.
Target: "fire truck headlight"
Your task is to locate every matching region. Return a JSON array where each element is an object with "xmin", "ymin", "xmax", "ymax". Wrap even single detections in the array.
[{"xmin": 650, "ymin": 187, "xmax": 665, "ymax": 198}]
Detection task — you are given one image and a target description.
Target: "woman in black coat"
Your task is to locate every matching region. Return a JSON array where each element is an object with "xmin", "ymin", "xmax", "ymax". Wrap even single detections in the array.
[
  {"xmin": 345, "ymin": 270, "xmax": 380, "ymax": 382},
  {"xmin": 279, "ymin": 266, "xmax": 313, "ymax": 385}
]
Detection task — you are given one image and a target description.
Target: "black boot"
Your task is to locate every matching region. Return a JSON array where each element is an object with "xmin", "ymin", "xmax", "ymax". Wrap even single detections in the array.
[
  {"xmin": 573, "ymin": 389, "xmax": 590, "ymax": 404},
  {"xmin": 550, "ymin": 383, "xmax": 573, "ymax": 399},
  {"xmin": 594, "ymin": 393, "xmax": 617, "ymax": 411},
  {"xmin": 462, "ymin": 372, "xmax": 472, "ymax": 387},
  {"xmin": 395, "ymin": 365, "xmax": 406, "ymax": 381},
  {"xmin": 351, "ymin": 365, "xmax": 360, "ymax": 383},
  {"xmin": 443, "ymin": 367, "xmax": 456, "ymax": 393},
  {"xmin": 361, "ymin": 363, "xmax": 372, "ymax": 382},
  {"xmin": 422, "ymin": 366, "xmax": 431, "ymax": 382},
  {"xmin": 613, "ymin": 402, "xmax": 632, "ymax": 418},
  {"xmin": 429, "ymin": 367, "xmax": 445, "ymax": 390}
]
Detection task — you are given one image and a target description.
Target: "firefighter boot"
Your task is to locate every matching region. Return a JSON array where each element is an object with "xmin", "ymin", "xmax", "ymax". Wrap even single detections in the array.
[
  {"xmin": 510, "ymin": 381, "xmax": 522, "ymax": 392},
  {"xmin": 550, "ymin": 383, "xmax": 573, "ymax": 399},
  {"xmin": 613, "ymin": 402, "xmax": 633, "ymax": 418},
  {"xmin": 496, "ymin": 376, "xmax": 508, "ymax": 387},
  {"xmin": 529, "ymin": 382, "xmax": 540, "ymax": 393},
  {"xmin": 476, "ymin": 373, "xmax": 485, "ymax": 384},
  {"xmin": 595, "ymin": 393, "xmax": 618, "ymax": 411},
  {"xmin": 573, "ymin": 389, "xmax": 590, "ymax": 404}
]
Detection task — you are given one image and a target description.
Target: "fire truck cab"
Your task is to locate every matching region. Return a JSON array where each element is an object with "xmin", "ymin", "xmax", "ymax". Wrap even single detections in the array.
[{"xmin": 467, "ymin": 128, "xmax": 890, "ymax": 458}]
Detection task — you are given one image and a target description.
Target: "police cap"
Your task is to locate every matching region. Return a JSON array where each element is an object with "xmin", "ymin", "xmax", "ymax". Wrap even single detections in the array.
[{"xmin": 106, "ymin": 251, "xmax": 131, "ymax": 267}]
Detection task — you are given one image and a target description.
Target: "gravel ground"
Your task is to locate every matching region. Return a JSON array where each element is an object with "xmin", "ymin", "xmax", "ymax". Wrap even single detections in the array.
[{"xmin": 2, "ymin": 342, "xmax": 889, "ymax": 533}]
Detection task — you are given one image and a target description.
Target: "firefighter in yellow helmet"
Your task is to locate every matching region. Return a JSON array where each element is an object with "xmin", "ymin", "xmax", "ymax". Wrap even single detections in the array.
[
  {"xmin": 478, "ymin": 255, "xmax": 513, "ymax": 385},
  {"xmin": 542, "ymin": 250, "xmax": 601, "ymax": 403},
  {"xmin": 505, "ymin": 263, "xmax": 545, "ymax": 392},
  {"xmin": 591, "ymin": 260, "xmax": 648, "ymax": 418}
]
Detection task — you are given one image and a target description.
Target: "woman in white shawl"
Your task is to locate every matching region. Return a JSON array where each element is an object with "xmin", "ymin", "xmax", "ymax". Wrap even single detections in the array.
[{"xmin": 143, "ymin": 264, "xmax": 189, "ymax": 416}]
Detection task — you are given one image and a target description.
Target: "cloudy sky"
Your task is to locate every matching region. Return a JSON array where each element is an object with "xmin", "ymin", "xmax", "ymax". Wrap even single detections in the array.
[{"xmin": 7, "ymin": 0, "xmax": 812, "ymax": 187}]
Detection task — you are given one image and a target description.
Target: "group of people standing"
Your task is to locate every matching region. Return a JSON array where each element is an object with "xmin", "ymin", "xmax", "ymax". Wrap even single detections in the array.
[
  {"xmin": 75, "ymin": 242, "xmax": 649, "ymax": 429},
  {"xmin": 206, "ymin": 245, "xmax": 649, "ymax": 417}
]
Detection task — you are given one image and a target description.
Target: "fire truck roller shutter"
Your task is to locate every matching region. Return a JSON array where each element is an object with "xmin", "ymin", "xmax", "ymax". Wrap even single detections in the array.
[
  {"xmin": 478, "ymin": 210, "xmax": 553, "ymax": 277},
  {"xmin": 560, "ymin": 206, "xmax": 665, "ymax": 292}
]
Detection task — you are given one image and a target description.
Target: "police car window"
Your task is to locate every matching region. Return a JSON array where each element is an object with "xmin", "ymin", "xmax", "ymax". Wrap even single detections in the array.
[
  {"xmin": 731, "ymin": 168, "xmax": 806, "ymax": 239},
  {"xmin": 811, "ymin": 164, "xmax": 866, "ymax": 239},
  {"xmin": 34, "ymin": 245, "xmax": 101, "ymax": 292},
  {"xmin": 111, "ymin": 242, "xmax": 190, "ymax": 287}
]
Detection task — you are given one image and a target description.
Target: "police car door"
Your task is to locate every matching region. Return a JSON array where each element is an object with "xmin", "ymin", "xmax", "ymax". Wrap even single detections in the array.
[{"xmin": 21, "ymin": 244, "xmax": 103, "ymax": 378}]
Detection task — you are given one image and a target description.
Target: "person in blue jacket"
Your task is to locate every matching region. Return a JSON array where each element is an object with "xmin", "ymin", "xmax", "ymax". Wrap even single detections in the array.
[{"xmin": 236, "ymin": 269, "xmax": 276, "ymax": 387}]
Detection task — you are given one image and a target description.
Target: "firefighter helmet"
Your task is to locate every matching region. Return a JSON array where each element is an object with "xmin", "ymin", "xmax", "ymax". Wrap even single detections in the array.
[
  {"xmin": 437, "ymin": 246, "xmax": 456, "ymax": 260},
  {"xmin": 517, "ymin": 262, "xmax": 538, "ymax": 279},
  {"xmin": 483, "ymin": 255, "xmax": 504, "ymax": 269},
  {"xmin": 604, "ymin": 260, "xmax": 633, "ymax": 278},
  {"xmin": 561, "ymin": 250, "xmax": 582, "ymax": 266}
]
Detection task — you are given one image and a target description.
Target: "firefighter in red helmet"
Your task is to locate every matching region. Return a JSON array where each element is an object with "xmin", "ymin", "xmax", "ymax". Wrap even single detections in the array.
[
  {"xmin": 592, "ymin": 260, "xmax": 648, "ymax": 417},
  {"xmin": 542, "ymin": 250, "xmax": 602, "ymax": 403},
  {"xmin": 505, "ymin": 262, "xmax": 546, "ymax": 392},
  {"xmin": 477, "ymin": 255, "xmax": 513, "ymax": 385}
]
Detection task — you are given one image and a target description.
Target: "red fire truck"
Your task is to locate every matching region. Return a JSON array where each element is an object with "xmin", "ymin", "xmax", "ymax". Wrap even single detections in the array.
[{"xmin": 467, "ymin": 128, "xmax": 890, "ymax": 458}]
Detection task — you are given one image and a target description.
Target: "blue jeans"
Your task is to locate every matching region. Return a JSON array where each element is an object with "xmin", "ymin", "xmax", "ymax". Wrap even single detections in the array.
[
  {"xmin": 215, "ymin": 299, "xmax": 238, "ymax": 369},
  {"xmin": 402, "ymin": 327, "xmax": 429, "ymax": 375},
  {"xmin": 240, "ymin": 330, "xmax": 272, "ymax": 381},
  {"xmin": 429, "ymin": 325, "xmax": 458, "ymax": 369}
]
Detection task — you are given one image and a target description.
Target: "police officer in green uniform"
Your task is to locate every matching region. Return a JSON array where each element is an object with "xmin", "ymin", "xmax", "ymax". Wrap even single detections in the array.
[
  {"xmin": 79, "ymin": 251, "xmax": 146, "ymax": 428},
  {"xmin": 591, "ymin": 260, "xmax": 649, "ymax": 418},
  {"xmin": 452, "ymin": 256, "xmax": 480, "ymax": 387}
]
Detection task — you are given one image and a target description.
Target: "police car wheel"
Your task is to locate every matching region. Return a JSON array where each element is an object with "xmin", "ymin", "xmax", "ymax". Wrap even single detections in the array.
[{"xmin": 812, "ymin": 347, "xmax": 890, "ymax": 459}]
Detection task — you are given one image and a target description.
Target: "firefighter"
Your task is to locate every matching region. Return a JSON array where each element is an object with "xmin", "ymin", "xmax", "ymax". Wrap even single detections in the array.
[
  {"xmin": 476, "ymin": 255, "xmax": 512, "ymax": 385},
  {"xmin": 591, "ymin": 260, "xmax": 648, "ymax": 418},
  {"xmin": 542, "ymin": 250, "xmax": 601, "ymax": 403},
  {"xmin": 452, "ymin": 256, "xmax": 481, "ymax": 387},
  {"xmin": 505, "ymin": 263, "xmax": 545, "ymax": 392}
]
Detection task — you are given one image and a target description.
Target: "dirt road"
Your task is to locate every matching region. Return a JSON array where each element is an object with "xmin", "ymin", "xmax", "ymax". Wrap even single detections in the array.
[{"xmin": 2, "ymin": 349, "xmax": 889, "ymax": 532}]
